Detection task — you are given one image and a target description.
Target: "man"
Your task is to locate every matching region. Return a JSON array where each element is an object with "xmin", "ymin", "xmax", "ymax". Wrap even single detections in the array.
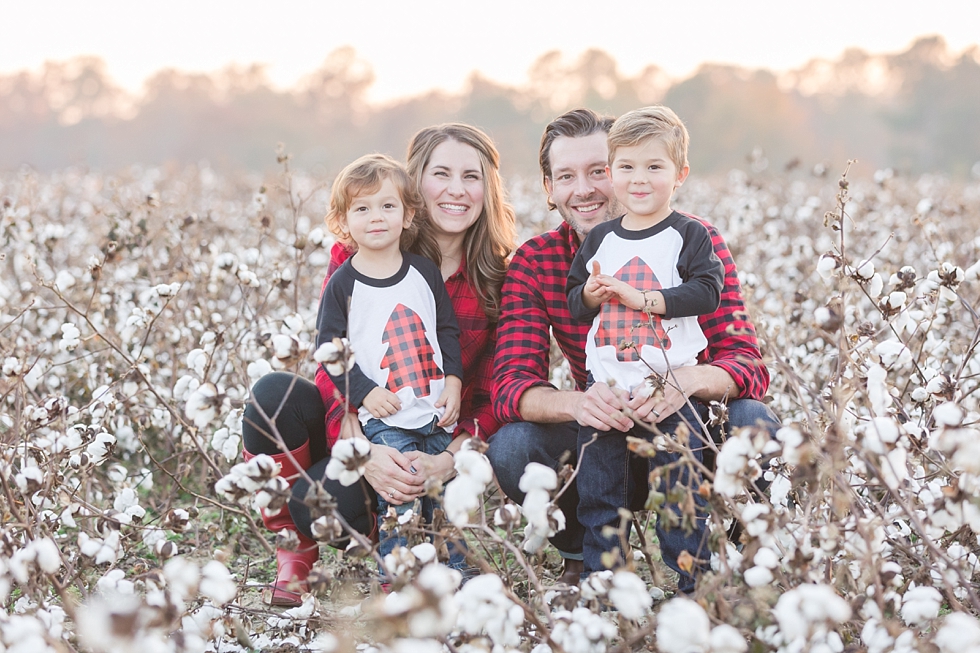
[{"xmin": 488, "ymin": 108, "xmax": 777, "ymax": 585}]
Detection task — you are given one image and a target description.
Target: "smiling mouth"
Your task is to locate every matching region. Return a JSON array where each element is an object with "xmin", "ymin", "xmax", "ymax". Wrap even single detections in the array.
[
  {"xmin": 574, "ymin": 202, "xmax": 603, "ymax": 214},
  {"xmin": 439, "ymin": 203, "xmax": 469, "ymax": 214}
]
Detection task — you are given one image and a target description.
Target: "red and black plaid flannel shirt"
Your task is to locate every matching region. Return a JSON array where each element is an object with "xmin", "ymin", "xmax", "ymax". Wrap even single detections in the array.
[
  {"xmin": 492, "ymin": 215, "xmax": 769, "ymax": 424},
  {"xmin": 316, "ymin": 242, "xmax": 499, "ymax": 447}
]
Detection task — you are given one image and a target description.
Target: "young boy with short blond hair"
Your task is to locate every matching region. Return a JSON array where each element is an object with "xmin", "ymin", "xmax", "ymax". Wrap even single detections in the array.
[{"xmin": 566, "ymin": 105, "xmax": 723, "ymax": 592}]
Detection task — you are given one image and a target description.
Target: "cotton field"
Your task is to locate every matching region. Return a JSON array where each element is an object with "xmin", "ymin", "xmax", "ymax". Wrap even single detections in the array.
[{"xmin": 3, "ymin": 159, "xmax": 980, "ymax": 652}]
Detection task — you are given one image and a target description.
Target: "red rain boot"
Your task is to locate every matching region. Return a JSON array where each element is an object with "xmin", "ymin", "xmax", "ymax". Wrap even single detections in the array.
[{"xmin": 243, "ymin": 441, "xmax": 319, "ymax": 607}]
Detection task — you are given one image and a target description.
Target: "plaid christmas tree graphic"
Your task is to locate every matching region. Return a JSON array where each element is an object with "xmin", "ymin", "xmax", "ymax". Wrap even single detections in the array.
[
  {"xmin": 594, "ymin": 256, "xmax": 670, "ymax": 362},
  {"xmin": 380, "ymin": 303, "xmax": 444, "ymax": 397}
]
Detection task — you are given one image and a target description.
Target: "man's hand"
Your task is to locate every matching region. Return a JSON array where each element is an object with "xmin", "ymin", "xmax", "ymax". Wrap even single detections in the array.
[
  {"xmin": 576, "ymin": 381, "xmax": 634, "ymax": 432},
  {"xmin": 435, "ymin": 375, "xmax": 462, "ymax": 427},
  {"xmin": 362, "ymin": 387, "xmax": 402, "ymax": 418},
  {"xmin": 628, "ymin": 365, "xmax": 736, "ymax": 423}
]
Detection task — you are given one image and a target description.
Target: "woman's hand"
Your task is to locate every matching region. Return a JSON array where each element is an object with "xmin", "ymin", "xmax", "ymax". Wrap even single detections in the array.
[
  {"xmin": 406, "ymin": 450, "xmax": 456, "ymax": 484},
  {"xmin": 435, "ymin": 376, "xmax": 462, "ymax": 427},
  {"xmin": 363, "ymin": 386, "xmax": 402, "ymax": 418},
  {"xmin": 363, "ymin": 443, "xmax": 425, "ymax": 505}
]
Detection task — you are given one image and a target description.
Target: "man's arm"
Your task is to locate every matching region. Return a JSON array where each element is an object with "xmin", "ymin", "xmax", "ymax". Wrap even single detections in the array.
[
  {"xmin": 491, "ymin": 246, "xmax": 559, "ymax": 424},
  {"xmin": 689, "ymin": 214, "xmax": 769, "ymax": 400}
]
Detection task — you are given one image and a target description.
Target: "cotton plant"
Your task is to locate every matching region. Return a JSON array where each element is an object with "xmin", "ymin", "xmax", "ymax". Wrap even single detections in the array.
[
  {"xmin": 7, "ymin": 162, "xmax": 980, "ymax": 652},
  {"xmin": 325, "ymin": 437, "xmax": 372, "ymax": 487},
  {"xmin": 518, "ymin": 462, "xmax": 566, "ymax": 553},
  {"xmin": 443, "ymin": 440, "xmax": 494, "ymax": 527}
]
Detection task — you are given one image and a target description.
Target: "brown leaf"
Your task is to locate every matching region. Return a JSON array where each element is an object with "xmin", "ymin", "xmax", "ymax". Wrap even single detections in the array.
[{"xmin": 677, "ymin": 550, "xmax": 694, "ymax": 573}]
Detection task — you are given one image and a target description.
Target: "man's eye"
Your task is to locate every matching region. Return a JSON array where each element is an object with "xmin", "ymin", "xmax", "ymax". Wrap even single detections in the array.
[{"xmin": 591, "ymin": 169, "xmax": 607, "ymax": 177}]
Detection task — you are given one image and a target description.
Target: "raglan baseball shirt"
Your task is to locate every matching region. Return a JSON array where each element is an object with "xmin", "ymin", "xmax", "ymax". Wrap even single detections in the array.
[
  {"xmin": 566, "ymin": 211, "xmax": 724, "ymax": 396},
  {"xmin": 315, "ymin": 252, "xmax": 463, "ymax": 431}
]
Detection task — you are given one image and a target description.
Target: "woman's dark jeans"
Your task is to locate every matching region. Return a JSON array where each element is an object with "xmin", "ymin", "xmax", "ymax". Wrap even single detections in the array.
[{"xmin": 242, "ymin": 372, "xmax": 375, "ymax": 542}]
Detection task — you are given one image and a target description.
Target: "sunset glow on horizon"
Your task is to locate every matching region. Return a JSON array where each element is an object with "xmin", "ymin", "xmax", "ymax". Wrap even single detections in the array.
[{"xmin": 3, "ymin": 0, "xmax": 979, "ymax": 103}]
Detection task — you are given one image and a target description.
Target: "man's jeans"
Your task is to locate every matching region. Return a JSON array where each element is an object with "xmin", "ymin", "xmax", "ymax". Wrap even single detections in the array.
[
  {"xmin": 486, "ymin": 398, "xmax": 779, "ymax": 575},
  {"xmin": 363, "ymin": 417, "xmax": 452, "ymax": 560}
]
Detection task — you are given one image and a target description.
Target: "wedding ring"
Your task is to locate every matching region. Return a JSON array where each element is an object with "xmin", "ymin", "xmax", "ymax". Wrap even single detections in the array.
[
  {"xmin": 651, "ymin": 409, "xmax": 661, "ymax": 419},
  {"xmin": 388, "ymin": 491, "xmax": 394, "ymax": 499}
]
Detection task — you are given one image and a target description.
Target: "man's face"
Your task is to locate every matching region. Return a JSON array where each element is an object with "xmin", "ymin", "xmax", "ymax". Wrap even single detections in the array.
[{"xmin": 544, "ymin": 132, "xmax": 621, "ymax": 236}]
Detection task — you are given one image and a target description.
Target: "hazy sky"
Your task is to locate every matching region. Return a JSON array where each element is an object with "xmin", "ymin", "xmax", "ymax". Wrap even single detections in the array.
[{"xmin": 4, "ymin": 0, "xmax": 978, "ymax": 103}]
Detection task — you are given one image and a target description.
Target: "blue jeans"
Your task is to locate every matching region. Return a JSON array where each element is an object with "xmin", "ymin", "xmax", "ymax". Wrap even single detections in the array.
[
  {"xmin": 486, "ymin": 398, "xmax": 779, "ymax": 583},
  {"xmin": 363, "ymin": 417, "xmax": 458, "ymax": 564},
  {"xmin": 578, "ymin": 401, "xmax": 710, "ymax": 593}
]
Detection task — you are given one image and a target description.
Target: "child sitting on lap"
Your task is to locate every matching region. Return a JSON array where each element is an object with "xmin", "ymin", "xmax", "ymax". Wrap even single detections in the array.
[
  {"xmin": 566, "ymin": 105, "xmax": 723, "ymax": 593},
  {"xmin": 316, "ymin": 153, "xmax": 463, "ymax": 565}
]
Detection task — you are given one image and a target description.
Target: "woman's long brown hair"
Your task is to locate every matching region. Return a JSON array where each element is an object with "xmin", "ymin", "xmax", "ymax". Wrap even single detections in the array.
[{"xmin": 406, "ymin": 123, "xmax": 517, "ymax": 322}]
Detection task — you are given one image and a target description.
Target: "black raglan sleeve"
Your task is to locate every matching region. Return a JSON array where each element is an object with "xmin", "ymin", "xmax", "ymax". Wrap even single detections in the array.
[
  {"xmin": 314, "ymin": 264, "xmax": 378, "ymax": 407},
  {"xmin": 660, "ymin": 219, "xmax": 724, "ymax": 319},
  {"xmin": 565, "ymin": 225, "xmax": 607, "ymax": 323},
  {"xmin": 412, "ymin": 254, "xmax": 463, "ymax": 381}
]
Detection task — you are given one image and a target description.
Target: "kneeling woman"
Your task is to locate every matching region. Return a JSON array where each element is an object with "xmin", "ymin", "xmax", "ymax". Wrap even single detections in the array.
[{"xmin": 241, "ymin": 123, "xmax": 516, "ymax": 605}]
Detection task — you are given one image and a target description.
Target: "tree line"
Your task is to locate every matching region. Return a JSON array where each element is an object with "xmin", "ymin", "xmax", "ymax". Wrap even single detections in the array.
[{"xmin": 1, "ymin": 36, "xmax": 978, "ymax": 178}]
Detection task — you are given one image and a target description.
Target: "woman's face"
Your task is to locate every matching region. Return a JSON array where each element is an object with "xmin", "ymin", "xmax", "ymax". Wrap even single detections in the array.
[{"xmin": 420, "ymin": 139, "xmax": 486, "ymax": 239}]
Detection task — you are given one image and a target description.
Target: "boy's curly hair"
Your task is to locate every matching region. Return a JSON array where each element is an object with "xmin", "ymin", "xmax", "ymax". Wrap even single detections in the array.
[{"xmin": 325, "ymin": 153, "xmax": 425, "ymax": 250}]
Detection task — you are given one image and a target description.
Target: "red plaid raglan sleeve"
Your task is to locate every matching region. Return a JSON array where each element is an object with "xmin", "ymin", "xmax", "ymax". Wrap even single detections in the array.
[
  {"xmin": 688, "ymin": 214, "xmax": 770, "ymax": 400},
  {"xmin": 315, "ymin": 242, "xmax": 355, "ymax": 448},
  {"xmin": 492, "ymin": 243, "xmax": 556, "ymax": 424}
]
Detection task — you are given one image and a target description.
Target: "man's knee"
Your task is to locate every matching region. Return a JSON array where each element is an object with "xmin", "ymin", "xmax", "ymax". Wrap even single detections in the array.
[
  {"xmin": 487, "ymin": 422, "xmax": 538, "ymax": 494},
  {"xmin": 727, "ymin": 399, "xmax": 780, "ymax": 436}
]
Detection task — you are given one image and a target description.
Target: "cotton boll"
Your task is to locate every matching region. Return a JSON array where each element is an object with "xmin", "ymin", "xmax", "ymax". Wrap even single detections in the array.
[
  {"xmin": 655, "ymin": 597, "xmax": 710, "ymax": 653},
  {"xmin": 710, "ymin": 624, "xmax": 747, "ymax": 653},
  {"xmin": 519, "ymin": 462, "xmax": 558, "ymax": 493},
  {"xmin": 744, "ymin": 565, "xmax": 774, "ymax": 587},
  {"xmin": 868, "ymin": 273, "xmax": 884, "ymax": 298},
  {"xmin": 900, "ymin": 585, "xmax": 941, "ymax": 626},
  {"xmin": 608, "ymin": 571, "xmax": 652, "ymax": 620},
  {"xmin": 934, "ymin": 612, "xmax": 980, "ymax": 653},
  {"xmin": 325, "ymin": 438, "xmax": 371, "ymax": 487},
  {"xmin": 199, "ymin": 560, "xmax": 237, "ymax": 605},
  {"xmin": 753, "ymin": 547, "xmax": 780, "ymax": 569}
]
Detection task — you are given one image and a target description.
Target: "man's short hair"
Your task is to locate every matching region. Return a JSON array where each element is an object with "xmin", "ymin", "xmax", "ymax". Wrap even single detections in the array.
[
  {"xmin": 607, "ymin": 105, "xmax": 689, "ymax": 172},
  {"xmin": 539, "ymin": 108, "xmax": 615, "ymax": 204}
]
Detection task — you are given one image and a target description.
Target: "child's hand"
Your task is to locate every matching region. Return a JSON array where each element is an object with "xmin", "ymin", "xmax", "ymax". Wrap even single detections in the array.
[
  {"xmin": 583, "ymin": 261, "xmax": 615, "ymax": 309},
  {"xmin": 435, "ymin": 376, "xmax": 462, "ymax": 427},
  {"xmin": 595, "ymin": 275, "xmax": 665, "ymax": 314},
  {"xmin": 363, "ymin": 387, "xmax": 402, "ymax": 418}
]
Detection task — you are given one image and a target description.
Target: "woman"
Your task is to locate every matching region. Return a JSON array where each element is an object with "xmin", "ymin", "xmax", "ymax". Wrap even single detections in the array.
[{"xmin": 242, "ymin": 123, "xmax": 517, "ymax": 606}]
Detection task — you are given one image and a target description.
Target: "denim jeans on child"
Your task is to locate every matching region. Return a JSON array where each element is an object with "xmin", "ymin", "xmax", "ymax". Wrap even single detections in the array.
[
  {"xmin": 362, "ymin": 417, "xmax": 457, "ymax": 563},
  {"xmin": 577, "ymin": 400, "xmax": 710, "ymax": 594}
]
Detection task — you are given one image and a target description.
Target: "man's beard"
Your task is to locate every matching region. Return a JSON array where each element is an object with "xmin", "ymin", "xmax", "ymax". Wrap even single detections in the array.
[{"xmin": 557, "ymin": 193, "xmax": 623, "ymax": 237}]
